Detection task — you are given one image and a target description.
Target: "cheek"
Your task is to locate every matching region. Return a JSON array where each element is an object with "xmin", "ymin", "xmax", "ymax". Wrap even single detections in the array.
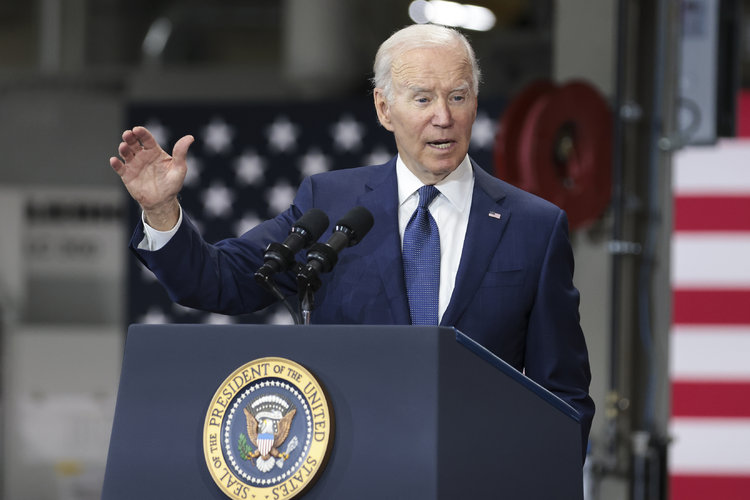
[
  {"xmin": 381, "ymin": 119, "xmax": 396, "ymax": 133},
  {"xmin": 458, "ymin": 118, "xmax": 476, "ymax": 138},
  {"xmin": 394, "ymin": 118, "xmax": 423, "ymax": 139}
]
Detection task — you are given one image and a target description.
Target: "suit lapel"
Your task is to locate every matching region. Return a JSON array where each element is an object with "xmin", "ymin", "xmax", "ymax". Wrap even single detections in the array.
[
  {"xmin": 356, "ymin": 159, "xmax": 411, "ymax": 324},
  {"xmin": 441, "ymin": 164, "xmax": 511, "ymax": 326}
]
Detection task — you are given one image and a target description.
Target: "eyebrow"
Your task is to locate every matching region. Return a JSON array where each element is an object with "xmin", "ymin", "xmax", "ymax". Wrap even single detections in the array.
[
  {"xmin": 406, "ymin": 85, "xmax": 431, "ymax": 94},
  {"xmin": 406, "ymin": 83, "xmax": 471, "ymax": 94}
]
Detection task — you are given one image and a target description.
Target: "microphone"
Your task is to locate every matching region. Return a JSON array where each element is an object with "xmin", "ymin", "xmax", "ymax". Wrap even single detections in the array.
[
  {"xmin": 254, "ymin": 208, "xmax": 329, "ymax": 282},
  {"xmin": 304, "ymin": 206, "xmax": 374, "ymax": 275},
  {"xmin": 296, "ymin": 206, "xmax": 373, "ymax": 324}
]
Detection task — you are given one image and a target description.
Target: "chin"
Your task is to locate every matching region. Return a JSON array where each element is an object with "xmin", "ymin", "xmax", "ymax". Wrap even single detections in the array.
[{"xmin": 426, "ymin": 161, "xmax": 461, "ymax": 177}]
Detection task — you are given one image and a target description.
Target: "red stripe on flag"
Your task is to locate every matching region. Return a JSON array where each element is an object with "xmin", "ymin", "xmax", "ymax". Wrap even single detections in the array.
[
  {"xmin": 673, "ymin": 289, "xmax": 750, "ymax": 325},
  {"xmin": 672, "ymin": 381, "xmax": 750, "ymax": 417},
  {"xmin": 670, "ymin": 474, "xmax": 750, "ymax": 500},
  {"xmin": 674, "ymin": 196, "xmax": 750, "ymax": 231}
]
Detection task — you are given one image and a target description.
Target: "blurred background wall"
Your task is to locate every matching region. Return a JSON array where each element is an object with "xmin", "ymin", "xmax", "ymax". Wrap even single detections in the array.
[{"xmin": 0, "ymin": 1, "xmax": 746, "ymax": 499}]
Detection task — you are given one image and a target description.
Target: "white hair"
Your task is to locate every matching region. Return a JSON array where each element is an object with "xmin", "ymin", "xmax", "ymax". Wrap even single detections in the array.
[{"xmin": 372, "ymin": 24, "xmax": 481, "ymax": 102}]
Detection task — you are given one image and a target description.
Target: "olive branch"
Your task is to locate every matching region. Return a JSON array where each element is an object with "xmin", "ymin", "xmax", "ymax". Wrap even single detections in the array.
[{"xmin": 237, "ymin": 433, "xmax": 255, "ymax": 460}]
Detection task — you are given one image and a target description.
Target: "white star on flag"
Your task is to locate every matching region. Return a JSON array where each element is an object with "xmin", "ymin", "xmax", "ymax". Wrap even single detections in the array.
[
  {"xmin": 331, "ymin": 115, "xmax": 365, "ymax": 151},
  {"xmin": 267, "ymin": 116, "xmax": 299, "ymax": 153},
  {"xmin": 183, "ymin": 154, "xmax": 203, "ymax": 187},
  {"xmin": 140, "ymin": 307, "xmax": 168, "ymax": 324},
  {"xmin": 268, "ymin": 307, "xmax": 295, "ymax": 325},
  {"xmin": 144, "ymin": 119, "xmax": 169, "ymax": 148},
  {"xmin": 265, "ymin": 182, "xmax": 296, "ymax": 215},
  {"xmin": 470, "ymin": 111, "xmax": 497, "ymax": 150},
  {"xmin": 235, "ymin": 150, "xmax": 266, "ymax": 185},
  {"xmin": 299, "ymin": 149, "xmax": 331, "ymax": 177},
  {"xmin": 234, "ymin": 213, "xmax": 262, "ymax": 236},
  {"xmin": 362, "ymin": 146, "xmax": 394, "ymax": 166},
  {"xmin": 203, "ymin": 118, "xmax": 234, "ymax": 154},
  {"xmin": 205, "ymin": 313, "xmax": 234, "ymax": 325},
  {"xmin": 202, "ymin": 183, "xmax": 234, "ymax": 218}
]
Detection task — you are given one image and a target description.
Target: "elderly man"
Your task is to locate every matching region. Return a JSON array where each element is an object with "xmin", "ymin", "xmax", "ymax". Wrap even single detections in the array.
[{"xmin": 111, "ymin": 24, "xmax": 594, "ymax": 456}]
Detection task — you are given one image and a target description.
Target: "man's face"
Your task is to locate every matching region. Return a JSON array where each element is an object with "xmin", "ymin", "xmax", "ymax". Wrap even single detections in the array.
[{"xmin": 374, "ymin": 45, "xmax": 478, "ymax": 185}]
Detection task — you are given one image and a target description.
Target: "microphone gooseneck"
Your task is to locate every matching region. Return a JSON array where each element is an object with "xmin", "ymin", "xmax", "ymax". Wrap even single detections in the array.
[
  {"xmin": 305, "ymin": 206, "xmax": 374, "ymax": 275},
  {"xmin": 254, "ymin": 208, "xmax": 329, "ymax": 282}
]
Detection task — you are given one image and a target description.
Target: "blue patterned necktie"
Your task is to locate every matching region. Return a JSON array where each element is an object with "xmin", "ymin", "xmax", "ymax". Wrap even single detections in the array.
[{"xmin": 403, "ymin": 185, "xmax": 441, "ymax": 325}]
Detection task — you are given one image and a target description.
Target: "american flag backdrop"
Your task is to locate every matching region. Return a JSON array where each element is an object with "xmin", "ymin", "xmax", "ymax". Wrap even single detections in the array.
[
  {"xmin": 125, "ymin": 98, "xmax": 503, "ymax": 326},
  {"xmin": 669, "ymin": 140, "xmax": 750, "ymax": 499}
]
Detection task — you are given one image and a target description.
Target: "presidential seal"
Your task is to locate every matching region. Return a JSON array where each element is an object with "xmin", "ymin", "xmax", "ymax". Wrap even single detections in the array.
[{"xmin": 203, "ymin": 357, "xmax": 333, "ymax": 499}]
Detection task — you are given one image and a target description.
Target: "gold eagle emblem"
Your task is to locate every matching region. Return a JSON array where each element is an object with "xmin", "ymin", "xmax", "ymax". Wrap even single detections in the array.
[{"xmin": 243, "ymin": 406, "xmax": 297, "ymax": 472}]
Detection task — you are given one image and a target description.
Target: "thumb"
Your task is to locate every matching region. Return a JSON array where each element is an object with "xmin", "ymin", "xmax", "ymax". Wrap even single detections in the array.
[{"xmin": 172, "ymin": 134, "xmax": 195, "ymax": 165}]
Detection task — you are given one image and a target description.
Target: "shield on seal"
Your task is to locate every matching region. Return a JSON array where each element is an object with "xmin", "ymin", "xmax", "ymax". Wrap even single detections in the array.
[{"xmin": 257, "ymin": 431, "xmax": 274, "ymax": 457}]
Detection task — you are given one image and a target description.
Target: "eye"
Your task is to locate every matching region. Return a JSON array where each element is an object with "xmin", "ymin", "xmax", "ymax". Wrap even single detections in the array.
[{"xmin": 415, "ymin": 96, "xmax": 430, "ymax": 104}]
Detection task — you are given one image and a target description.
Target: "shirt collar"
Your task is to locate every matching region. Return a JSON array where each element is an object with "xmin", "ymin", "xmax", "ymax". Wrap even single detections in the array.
[{"xmin": 396, "ymin": 155, "xmax": 474, "ymax": 212}]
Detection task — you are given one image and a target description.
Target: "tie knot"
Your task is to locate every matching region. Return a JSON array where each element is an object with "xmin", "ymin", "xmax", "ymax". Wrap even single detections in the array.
[{"xmin": 417, "ymin": 185, "xmax": 440, "ymax": 209}]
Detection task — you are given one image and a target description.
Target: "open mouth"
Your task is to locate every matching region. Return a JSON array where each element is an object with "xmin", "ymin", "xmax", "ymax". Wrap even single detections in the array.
[{"xmin": 428, "ymin": 140, "xmax": 454, "ymax": 150}]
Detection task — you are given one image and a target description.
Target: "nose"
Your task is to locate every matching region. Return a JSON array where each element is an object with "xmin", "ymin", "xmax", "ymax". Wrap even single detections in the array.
[{"xmin": 432, "ymin": 99, "xmax": 452, "ymax": 127}]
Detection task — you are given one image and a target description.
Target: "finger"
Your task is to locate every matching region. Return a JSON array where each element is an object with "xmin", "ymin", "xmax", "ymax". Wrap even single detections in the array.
[
  {"xmin": 132, "ymin": 126, "xmax": 161, "ymax": 150},
  {"xmin": 172, "ymin": 135, "xmax": 195, "ymax": 164},
  {"xmin": 118, "ymin": 141, "xmax": 137, "ymax": 162},
  {"xmin": 122, "ymin": 129, "xmax": 141, "ymax": 148},
  {"xmin": 109, "ymin": 156, "xmax": 125, "ymax": 175}
]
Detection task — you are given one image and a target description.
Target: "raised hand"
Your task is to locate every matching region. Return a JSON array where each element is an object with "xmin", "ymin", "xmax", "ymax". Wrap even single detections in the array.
[{"xmin": 109, "ymin": 126, "xmax": 194, "ymax": 230}]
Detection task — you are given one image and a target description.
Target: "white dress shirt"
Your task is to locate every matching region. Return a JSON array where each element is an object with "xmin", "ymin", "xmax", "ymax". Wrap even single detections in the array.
[{"xmin": 139, "ymin": 208, "xmax": 182, "ymax": 251}]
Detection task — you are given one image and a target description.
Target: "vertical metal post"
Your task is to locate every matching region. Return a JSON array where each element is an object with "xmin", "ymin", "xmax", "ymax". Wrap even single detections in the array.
[
  {"xmin": 39, "ymin": 0, "xmax": 62, "ymax": 73},
  {"xmin": 605, "ymin": 0, "xmax": 630, "ymax": 465}
]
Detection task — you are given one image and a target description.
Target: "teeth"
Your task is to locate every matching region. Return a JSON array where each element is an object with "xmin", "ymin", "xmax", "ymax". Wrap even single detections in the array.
[{"xmin": 431, "ymin": 142, "xmax": 451, "ymax": 149}]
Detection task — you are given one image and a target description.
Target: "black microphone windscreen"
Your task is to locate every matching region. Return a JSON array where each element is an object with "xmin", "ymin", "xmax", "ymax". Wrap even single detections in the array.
[
  {"xmin": 295, "ymin": 208, "xmax": 329, "ymax": 241},
  {"xmin": 336, "ymin": 206, "xmax": 374, "ymax": 244}
]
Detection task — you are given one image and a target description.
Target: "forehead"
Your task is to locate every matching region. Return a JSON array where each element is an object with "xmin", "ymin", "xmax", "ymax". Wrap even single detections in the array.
[{"xmin": 391, "ymin": 46, "xmax": 473, "ymax": 91}]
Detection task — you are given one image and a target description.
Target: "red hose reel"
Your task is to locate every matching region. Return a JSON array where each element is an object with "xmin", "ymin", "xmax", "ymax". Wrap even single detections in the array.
[{"xmin": 493, "ymin": 80, "xmax": 613, "ymax": 230}]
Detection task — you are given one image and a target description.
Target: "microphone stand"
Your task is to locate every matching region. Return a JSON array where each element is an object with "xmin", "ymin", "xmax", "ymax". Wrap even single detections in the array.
[
  {"xmin": 253, "ymin": 258, "xmax": 323, "ymax": 326},
  {"xmin": 296, "ymin": 263, "xmax": 322, "ymax": 326},
  {"xmin": 253, "ymin": 271, "xmax": 302, "ymax": 325}
]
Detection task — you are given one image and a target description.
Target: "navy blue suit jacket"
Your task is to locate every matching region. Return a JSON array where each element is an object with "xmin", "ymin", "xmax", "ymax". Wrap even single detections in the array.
[{"xmin": 131, "ymin": 158, "xmax": 594, "ymax": 453}]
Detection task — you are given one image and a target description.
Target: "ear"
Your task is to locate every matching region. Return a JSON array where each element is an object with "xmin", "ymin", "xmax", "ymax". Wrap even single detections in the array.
[{"xmin": 373, "ymin": 89, "xmax": 394, "ymax": 132}]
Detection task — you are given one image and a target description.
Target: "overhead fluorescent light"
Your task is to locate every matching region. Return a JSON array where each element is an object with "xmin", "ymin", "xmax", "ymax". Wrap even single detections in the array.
[
  {"xmin": 408, "ymin": 0, "xmax": 496, "ymax": 32},
  {"xmin": 142, "ymin": 17, "xmax": 173, "ymax": 59}
]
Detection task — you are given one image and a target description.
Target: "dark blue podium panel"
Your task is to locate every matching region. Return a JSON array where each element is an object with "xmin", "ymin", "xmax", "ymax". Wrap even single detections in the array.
[{"xmin": 103, "ymin": 325, "xmax": 582, "ymax": 499}]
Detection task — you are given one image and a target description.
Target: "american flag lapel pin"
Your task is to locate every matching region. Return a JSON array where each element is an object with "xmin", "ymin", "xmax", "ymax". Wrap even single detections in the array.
[{"xmin": 488, "ymin": 211, "xmax": 502, "ymax": 219}]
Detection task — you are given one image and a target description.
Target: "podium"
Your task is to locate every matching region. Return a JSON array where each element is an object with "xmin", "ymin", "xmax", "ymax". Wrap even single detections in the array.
[{"xmin": 103, "ymin": 325, "xmax": 583, "ymax": 499}]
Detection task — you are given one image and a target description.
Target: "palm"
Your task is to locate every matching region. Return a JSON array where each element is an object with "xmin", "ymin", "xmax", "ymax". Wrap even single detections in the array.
[
  {"xmin": 110, "ymin": 126, "xmax": 194, "ymax": 212},
  {"xmin": 121, "ymin": 147, "xmax": 185, "ymax": 210}
]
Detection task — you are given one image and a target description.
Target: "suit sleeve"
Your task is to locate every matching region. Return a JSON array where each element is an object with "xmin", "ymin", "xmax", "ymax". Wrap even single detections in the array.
[
  {"xmin": 523, "ymin": 210, "xmax": 595, "ymax": 459},
  {"xmin": 128, "ymin": 177, "xmax": 316, "ymax": 315}
]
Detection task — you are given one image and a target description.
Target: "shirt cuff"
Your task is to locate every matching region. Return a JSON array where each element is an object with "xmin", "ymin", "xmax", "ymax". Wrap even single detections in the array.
[{"xmin": 137, "ymin": 206, "xmax": 183, "ymax": 251}]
